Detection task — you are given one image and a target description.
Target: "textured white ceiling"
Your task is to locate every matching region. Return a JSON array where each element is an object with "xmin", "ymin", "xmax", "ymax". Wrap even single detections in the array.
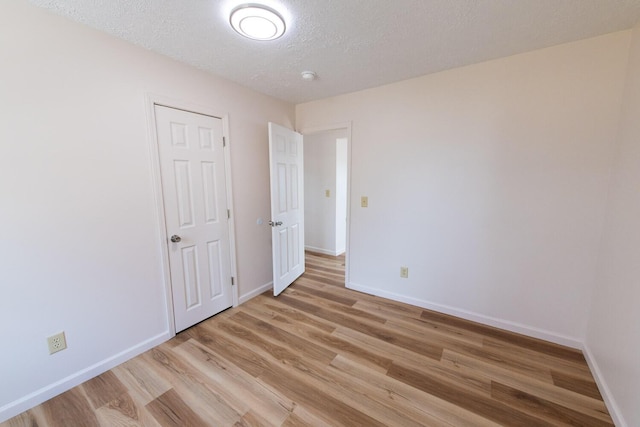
[{"xmin": 29, "ymin": 0, "xmax": 640, "ymax": 103}]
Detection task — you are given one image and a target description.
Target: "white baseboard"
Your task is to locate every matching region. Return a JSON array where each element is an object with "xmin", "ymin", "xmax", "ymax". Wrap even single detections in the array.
[
  {"xmin": 346, "ymin": 281, "xmax": 583, "ymax": 349},
  {"xmin": 0, "ymin": 331, "xmax": 171, "ymax": 423},
  {"xmin": 305, "ymin": 246, "xmax": 339, "ymax": 256},
  {"xmin": 582, "ymin": 343, "xmax": 626, "ymax": 427},
  {"xmin": 239, "ymin": 281, "xmax": 273, "ymax": 304}
]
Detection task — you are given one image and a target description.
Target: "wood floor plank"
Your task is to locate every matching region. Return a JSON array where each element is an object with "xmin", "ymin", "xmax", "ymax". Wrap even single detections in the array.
[
  {"xmin": 81, "ymin": 370, "xmax": 128, "ymax": 410},
  {"xmin": 420, "ymin": 308, "xmax": 586, "ymax": 363},
  {"xmin": 483, "ymin": 337, "xmax": 594, "ymax": 379},
  {"xmin": 214, "ymin": 311, "xmax": 425, "ymax": 426},
  {"xmin": 257, "ymin": 359, "xmax": 387, "ymax": 426},
  {"xmin": 242, "ymin": 299, "xmax": 393, "ymax": 372},
  {"xmin": 551, "ymin": 369, "xmax": 603, "ymax": 400},
  {"xmin": 281, "ymin": 405, "xmax": 337, "ymax": 427},
  {"xmin": 254, "ymin": 297, "xmax": 337, "ymax": 334},
  {"xmin": 146, "ymin": 389, "xmax": 208, "ymax": 427},
  {"xmin": 172, "ymin": 339, "xmax": 293, "ymax": 425},
  {"xmin": 187, "ymin": 321, "xmax": 269, "ymax": 378},
  {"xmin": 440, "ymin": 348, "xmax": 612, "ymax": 422},
  {"xmin": 332, "ymin": 326, "xmax": 493, "ymax": 397},
  {"xmin": 299, "ymin": 272, "xmax": 345, "ymax": 286},
  {"xmin": 278, "ymin": 293, "xmax": 444, "ymax": 360},
  {"xmin": 206, "ymin": 319, "xmax": 386, "ymax": 426},
  {"xmin": 287, "ymin": 287, "xmax": 388, "ymax": 324},
  {"xmin": 111, "ymin": 357, "xmax": 173, "ymax": 406},
  {"xmin": 238, "ymin": 410, "xmax": 274, "ymax": 427},
  {"xmin": 351, "ymin": 298, "xmax": 431, "ymax": 321},
  {"xmin": 491, "ymin": 381, "xmax": 613, "ymax": 427},
  {"xmin": 1, "ymin": 412, "xmax": 38, "ymax": 427},
  {"xmin": 3, "ymin": 251, "xmax": 614, "ymax": 427},
  {"xmin": 214, "ymin": 316, "xmax": 425, "ymax": 426},
  {"xmin": 387, "ymin": 362, "xmax": 552, "ymax": 426},
  {"xmin": 287, "ymin": 282, "xmax": 357, "ymax": 306},
  {"xmin": 351, "ymin": 299, "xmax": 485, "ymax": 348},
  {"xmin": 451, "ymin": 341, "xmax": 556, "ymax": 383},
  {"xmin": 330, "ymin": 354, "xmax": 501, "ymax": 427},
  {"xmin": 321, "ymin": 359, "xmax": 459, "ymax": 427},
  {"xmin": 141, "ymin": 345, "xmax": 243, "ymax": 425},
  {"xmin": 94, "ymin": 391, "xmax": 161, "ymax": 427},
  {"xmin": 228, "ymin": 310, "xmax": 338, "ymax": 363},
  {"xmin": 305, "ymin": 266, "xmax": 346, "ymax": 279},
  {"xmin": 306, "ymin": 255, "xmax": 345, "ymax": 267},
  {"xmin": 384, "ymin": 317, "xmax": 486, "ymax": 352},
  {"xmin": 38, "ymin": 387, "xmax": 100, "ymax": 427},
  {"xmin": 281, "ymin": 409, "xmax": 331, "ymax": 427}
]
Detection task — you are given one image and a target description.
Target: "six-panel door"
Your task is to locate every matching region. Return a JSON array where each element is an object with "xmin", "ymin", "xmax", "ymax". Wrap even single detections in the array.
[
  {"xmin": 269, "ymin": 122, "xmax": 305, "ymax": 296},
  {"xmin": 155, "ymin": 105, "xmax": 233, "ymax": 332}
]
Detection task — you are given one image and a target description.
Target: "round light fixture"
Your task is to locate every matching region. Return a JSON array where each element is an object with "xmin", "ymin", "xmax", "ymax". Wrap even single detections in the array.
[{"xmin": 230, "ymin": 4, "xmax": 286, "ymax": 41}]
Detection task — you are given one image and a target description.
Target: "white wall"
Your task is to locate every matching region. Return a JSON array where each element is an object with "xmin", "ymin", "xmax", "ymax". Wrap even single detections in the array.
[
  {"xmin": 296, "ymin": 31, "xmax": 631, "ymax": 345},
  {"xmin": 303, "ymin": 129, "xmax": 346, "ymax": 255},
  {"xmin": 586, "ymin": 23, "xmax": 640, "ymax": 427},
  {"xmin": 0, "ymin": 1, "xmax": 293, "ymax": 421}
]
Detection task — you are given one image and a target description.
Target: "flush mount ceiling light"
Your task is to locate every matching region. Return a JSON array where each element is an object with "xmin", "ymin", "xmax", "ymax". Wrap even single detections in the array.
[{"xmin": 230, "ymin": 4, "xmax": 286, "ymax": 41}]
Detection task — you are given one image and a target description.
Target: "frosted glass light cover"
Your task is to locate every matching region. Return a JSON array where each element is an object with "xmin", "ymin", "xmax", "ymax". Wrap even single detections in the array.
[{"xmin": 230, "ymin": 4, "xmax": 285, "ymax": 41}]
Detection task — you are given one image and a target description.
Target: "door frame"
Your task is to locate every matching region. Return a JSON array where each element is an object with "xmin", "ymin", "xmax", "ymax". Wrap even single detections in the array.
[
  {"xmin": 299, "ymin": 122, "xmax": 352, "ymax": 287},
  {"xmin": 145, "ymin": 93, "xmax": 239, "ymax": 336}
]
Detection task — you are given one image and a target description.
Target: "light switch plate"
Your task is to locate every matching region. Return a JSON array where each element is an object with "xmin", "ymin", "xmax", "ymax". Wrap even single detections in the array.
[
  {"xmin": 361, "ymin": 196, "xmax": 368, "ymax": 208},
  {"xmin": 325, "ymin": 189, "xmax": 331, "ymax": 197}
]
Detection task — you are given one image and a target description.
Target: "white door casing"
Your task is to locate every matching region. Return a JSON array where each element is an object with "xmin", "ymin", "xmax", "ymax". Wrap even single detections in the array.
[
  {"xmin": 155, "ymin": 105, "xmax": 233, "ymax": 332},
  {"xmin": 268, "ymin": 122, "xmax": 305, "ymax": 296}
]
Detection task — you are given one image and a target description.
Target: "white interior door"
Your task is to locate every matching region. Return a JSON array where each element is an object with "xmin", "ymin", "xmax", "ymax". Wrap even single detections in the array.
[
  {"xmin": 155, "ymin": 105, "xmax": 233, "ymax": 332},
  {"xmin": 269, "ymin": 122, "xmax": 305, "ymax": 296}
]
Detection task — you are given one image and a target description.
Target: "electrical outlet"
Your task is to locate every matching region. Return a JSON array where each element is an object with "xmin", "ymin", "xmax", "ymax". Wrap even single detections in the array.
[
  {"xmin": 47, "ymin": 331, "xmax": 67, "ymax": 355},
  {"xmin": 361, "ymin": 196, "xmax": 368, "ymax": 207},
  {"xmin": 400, "ymin": 266, "xmax": 409, "ymax": 278}
]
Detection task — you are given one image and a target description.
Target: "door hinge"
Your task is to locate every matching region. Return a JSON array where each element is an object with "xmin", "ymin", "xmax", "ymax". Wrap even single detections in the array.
[
  {"xmin": 227, "ymin": 209, "xmax": 231, "ymax": 219},
  {"xmin": 223, "ymin": 136, "xmax": 227, "ymax": 147},
  {"xmin": 231, "ymin": 277, "xmax": 235, "ymax": 286}
]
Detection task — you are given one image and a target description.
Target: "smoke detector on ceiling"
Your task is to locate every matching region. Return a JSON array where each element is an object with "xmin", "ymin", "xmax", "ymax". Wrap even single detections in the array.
[
  {"xmin": 229, "ymin": 4, "xmax": 286, "ymax": 41},
  {"xmin": 301, "ymin": 71, "xmax": 317, "ymax": 81}
]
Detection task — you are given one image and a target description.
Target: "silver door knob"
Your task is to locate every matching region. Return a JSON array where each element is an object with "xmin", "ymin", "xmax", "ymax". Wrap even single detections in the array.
[
  {"xmin": 170, "ymin": 235, "xmax": 182, "ymax": 243},
  {"xmin": 268, "ymin": 221, "xmax": 283, "ymax": 227}
]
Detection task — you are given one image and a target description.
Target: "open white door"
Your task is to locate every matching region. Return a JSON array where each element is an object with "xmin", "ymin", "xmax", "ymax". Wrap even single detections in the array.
[
  {"xmin": 155, "ymin": 105, "xmax": 234, "ymax": 332},
  {"xmin": 268, "ymin": 122, "xmax": 305, "ymax": 296}
]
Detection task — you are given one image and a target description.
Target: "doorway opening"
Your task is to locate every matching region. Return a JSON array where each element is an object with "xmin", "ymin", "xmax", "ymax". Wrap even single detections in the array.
[{"xmin": 302, "ymin": 127, "xmax": 350, "ymax": 287}]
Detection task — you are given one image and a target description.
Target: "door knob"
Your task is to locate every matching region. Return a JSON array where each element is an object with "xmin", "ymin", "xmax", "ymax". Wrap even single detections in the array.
[
  {"xmin": 170, "ymin": 235, "xmax": 182, "ymax": 243},
  {"xmin": 268, "ymin": 221, "xmax": 283, "ymax": 227}
]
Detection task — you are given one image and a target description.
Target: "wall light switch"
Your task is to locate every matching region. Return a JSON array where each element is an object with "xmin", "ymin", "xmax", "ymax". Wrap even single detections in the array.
[
  {"xmin": 361, "ymin": 196, "xmax": 368, "ymax": 208},
  {"xmin": 325, "ymin": 189, "xmax": 331, "ymax": 198}
]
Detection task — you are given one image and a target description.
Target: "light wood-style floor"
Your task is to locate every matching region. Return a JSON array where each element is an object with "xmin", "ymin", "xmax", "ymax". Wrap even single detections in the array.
[{"xmin": 3, "ymin": 252, "xmax": 613, "ymax": 426}]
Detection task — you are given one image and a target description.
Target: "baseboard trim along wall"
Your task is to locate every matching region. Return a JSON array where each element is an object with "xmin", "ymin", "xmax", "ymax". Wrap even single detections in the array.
[
  {"xmin": 239, "ymin": 281, "xmax": 273, "ymax": 304},
  {"xmin": 347, "ymin": 281, "xmax": 583, "ymax": 349},
  {"xmin": 304, "ymin": 245, "xmax": 340, "ymax": 256},
  {"xmin": 582, "ymin": 344, "xmax": 627, "ymax": 427},
  {"xmin": 0, "ymin": 331, "xmax": 171, "ymax": 423}
]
